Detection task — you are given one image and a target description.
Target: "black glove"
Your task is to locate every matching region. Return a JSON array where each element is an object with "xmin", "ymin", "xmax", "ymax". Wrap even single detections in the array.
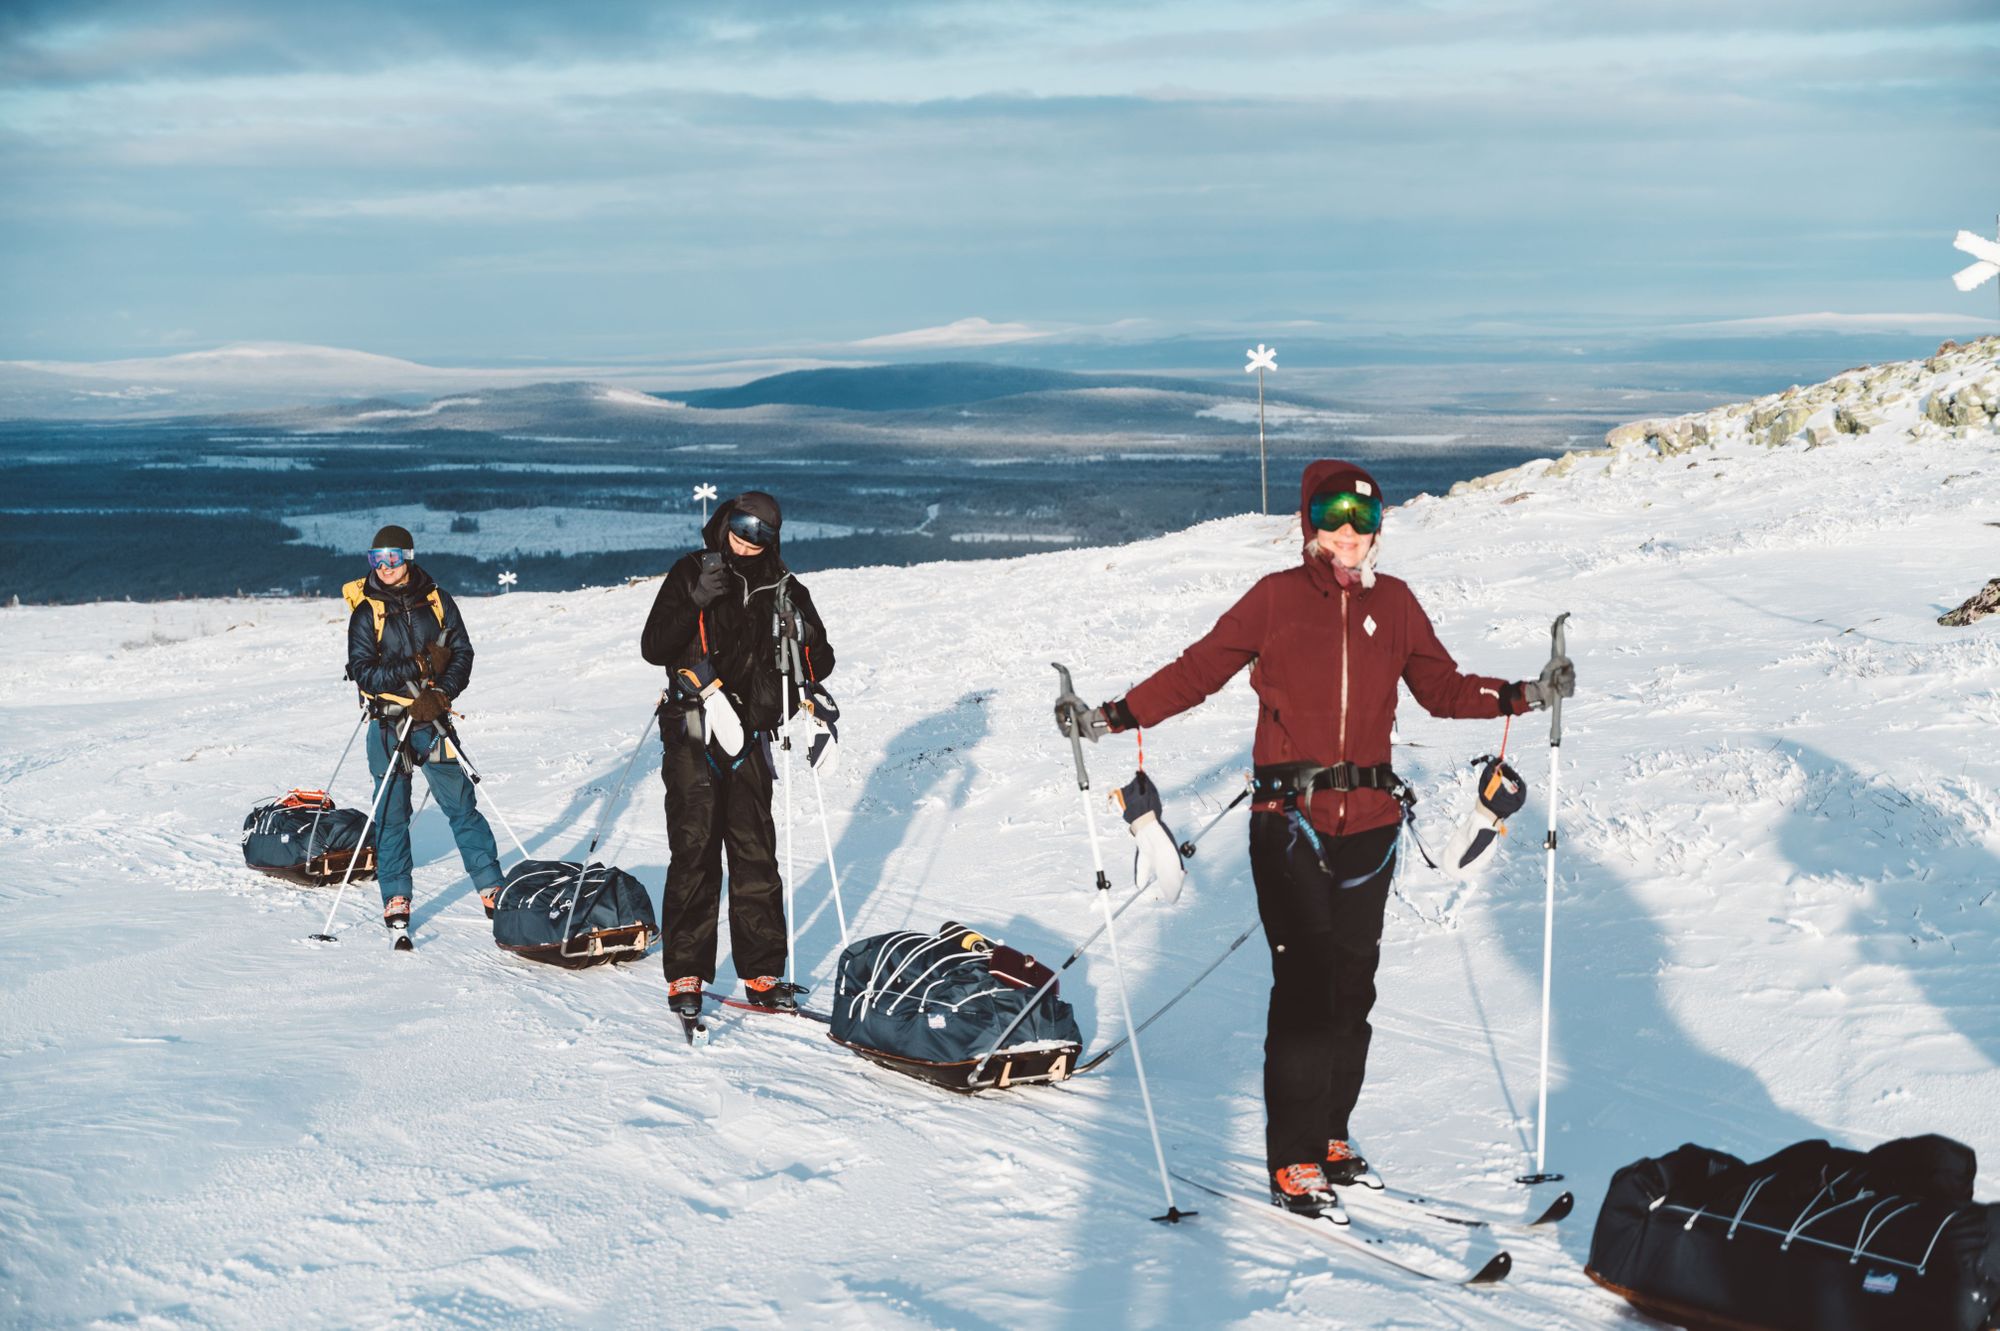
[
  {"xmin": 420, "ymin": 640, "xmax": 452, "ymax": 680},
  {"xmin": 407, "ymin": 688, "xmax": 452, "ymax": 723},
  {"xmin": 1053, "ymin": 697, "xmax": 1135, "ymax": 742},
  {"xmin": 690, "ymin": 555, "xmax": 729, "ymax": 608}
]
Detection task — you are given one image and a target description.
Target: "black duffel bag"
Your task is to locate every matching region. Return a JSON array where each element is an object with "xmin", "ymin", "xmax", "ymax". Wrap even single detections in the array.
[
  {"xmin": 1586, "ymin": 1134, "xmax": 2000, "ymax": 1331},
  {"xmin": 242, "ymin": 789, "xmax": 377, "ymax": 886},
  {"xmin": 491, "ymin": 859, "xmax": 657, "ymax": 968},
  {"xmin": 828, "ymin": 922, "xmax": 1084, "ymax": 1092}
]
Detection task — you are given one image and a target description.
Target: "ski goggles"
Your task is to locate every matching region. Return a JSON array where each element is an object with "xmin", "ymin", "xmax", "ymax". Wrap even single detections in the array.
[
  {"xmin": 1308, "ymin": 489, "xmax": 1383, "ymax": 536},
  {"xmin": 365, "ymin": 546, "xmax": 414, "ymax": 570},
  {"xmin": 726, "ymin": 510, "xmax": 777, "ymax": 549}
]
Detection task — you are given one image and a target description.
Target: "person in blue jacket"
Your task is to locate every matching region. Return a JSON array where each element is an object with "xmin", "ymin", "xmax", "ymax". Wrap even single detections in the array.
[{"xmin": 344, "ymin": 524, "xmax": 504, "ymax": 942}]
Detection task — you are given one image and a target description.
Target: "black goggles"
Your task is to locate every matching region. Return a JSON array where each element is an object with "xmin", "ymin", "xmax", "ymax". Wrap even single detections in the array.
[
  {"xmin": 1308, "ymin": 489, "xmax": 1383, "ymax": 536},
  {"xmin": 726, "ymin": 510, "xmax": 777, "ymax": 548}
]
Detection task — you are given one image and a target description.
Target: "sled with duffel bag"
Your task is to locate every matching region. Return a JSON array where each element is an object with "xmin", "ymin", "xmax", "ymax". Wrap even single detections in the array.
[
  {"xmin": 827, "ymin": 921, "xmax": 1085, "ymax": 1092},
  {"xmin": 490, "ymin": 698, "xmax": 660, "ymax": 968},
  {"xmin": 1585, "ymin": 1133, "xmax": 2000, "ymax": 1331},
  {"xmin": 242, "ymin": 786, "xmax": 378, "ymax": 886}
]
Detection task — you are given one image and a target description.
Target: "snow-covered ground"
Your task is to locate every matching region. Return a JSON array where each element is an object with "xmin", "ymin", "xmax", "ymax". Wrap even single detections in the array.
[{"xmin": 2, "ymin": 341, "xmax": 1997, "ymax": 1329}]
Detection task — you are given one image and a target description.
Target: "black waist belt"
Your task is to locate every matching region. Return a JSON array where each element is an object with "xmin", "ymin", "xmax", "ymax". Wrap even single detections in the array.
[{"xmin": 1253, "ymin": 761, "xmax": 1402, "ymax": 801}]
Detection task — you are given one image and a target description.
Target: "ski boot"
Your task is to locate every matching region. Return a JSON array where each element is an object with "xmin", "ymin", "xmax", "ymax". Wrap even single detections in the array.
[
  {"xmin": 1324, "ymin": 1140, "xmax": 1376, "ymax": 1188},
  {"xmin": 383, "ymin": 896, "xmax": 413, "ymax": 951},
  {"xmin": 1271, "ymin": 1163, "xmax": 1348, "ymax": 1223},
  {"xmin": 668, "ymin": 976, "xmax": 704, "ymax": 1020},
  {"xmin": 743, "ymin": 975, "xmax": 803, "ymax": 1013}
]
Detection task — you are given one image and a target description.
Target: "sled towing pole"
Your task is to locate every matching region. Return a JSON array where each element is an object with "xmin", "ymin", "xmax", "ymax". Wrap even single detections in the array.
[
  {"xmin": 1518, "ymin": 612, "xmax": 1570, "ymax": 1187},
  {"xmin": 555, "ymin": 693, "xmax": 662, "ymax": 959},
  {"xmin": 303, "ymin": 709, "xmax": 369, "ymax": 864},
  {"xmin": 311, "ymin": 714, "xmax": 414, "ymax": 942},
  {"xmin": 432, "ymin": 718, "xmax": 533, "ymax": 862},
  {"xmin": 1052, "ymin": 663, "xmax": 1192, "ymax": 1225}
]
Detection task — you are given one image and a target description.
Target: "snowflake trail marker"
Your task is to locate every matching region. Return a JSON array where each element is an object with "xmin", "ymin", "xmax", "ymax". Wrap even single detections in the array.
[
  {"xmin": 497, "ymin": 571, "xmax": 517, "ymax": 593},
  {"xmin": 694, "ymin": 483, "xmax": 718, "ymax": 523},
  {"xmin": 1953, "ymin": 220, "xmax": 2000, "ymax": 326},
  {"xmin": 1245, "ymin": 343, "xmax": 1276, "ymax": 514}
]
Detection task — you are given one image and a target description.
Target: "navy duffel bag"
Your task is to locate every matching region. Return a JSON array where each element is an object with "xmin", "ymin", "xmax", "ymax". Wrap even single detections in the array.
[
  {"xmin": 492, "ymin": 859, "xmax": 657, "ymax": 968},
  {"xmin": 1586, "ymin": 1134, "xmax": 2000, "ymax": 1330},
  {"xmin": 242, "ymin": 789, "xmax": 376, "ymax": 886},
  {"xmin": 829, "ymin": 922, "xmax": 1084, "ymax": 1092}
]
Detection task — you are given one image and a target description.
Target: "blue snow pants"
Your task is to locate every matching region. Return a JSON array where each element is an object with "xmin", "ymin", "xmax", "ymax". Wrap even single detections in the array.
[{"xmin": 365, "ymin": 721, "xmax": 504, "ymax": 908}]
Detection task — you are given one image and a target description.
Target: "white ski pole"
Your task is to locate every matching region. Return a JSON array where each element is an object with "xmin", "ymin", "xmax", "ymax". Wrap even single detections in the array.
[
  {"xmin": 1519, "ymin": 612, "xmax": 1570, "ymax": 1186},
  {"xmin": 312, "ymin": 714, "xmax": 413, "ymax": 941},
  {"xmin": 1054, "ymin": 663, "xmax": 1192, "ymax": 1224},
  {"xmin": 783, "ymin": 725, "xmax": 796, "ymax": 987}
]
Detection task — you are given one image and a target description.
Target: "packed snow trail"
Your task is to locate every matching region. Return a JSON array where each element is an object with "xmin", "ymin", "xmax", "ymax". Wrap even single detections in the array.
[{"xmin": 2, "ymin": 342, "xmax": 1997, "ymax": 1327}]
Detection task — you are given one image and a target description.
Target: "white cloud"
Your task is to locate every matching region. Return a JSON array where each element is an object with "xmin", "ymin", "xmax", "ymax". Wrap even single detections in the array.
[
  {"xmin": 851, "ymin": 316, "xmax": 1056, "ymax": 349},
  {"xmin": 1661, "ymin": 311, "xmax": 2000, "ymax": 336}
]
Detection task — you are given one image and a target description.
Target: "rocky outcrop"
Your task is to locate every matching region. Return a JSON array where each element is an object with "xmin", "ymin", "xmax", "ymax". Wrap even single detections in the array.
[
  {"xmin": 1451, "ymin": 336, "xmax": 1998, "ymax": 499},
  {"xmin": 1940, "ymin": 578, "xmax": 2000, "ymax": 628}
]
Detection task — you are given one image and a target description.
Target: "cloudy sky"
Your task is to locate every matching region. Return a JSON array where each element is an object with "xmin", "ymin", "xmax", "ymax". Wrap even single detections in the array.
[{"xmin": 3, "ymin": 1, "xmax": 1996, "ymax": 362}]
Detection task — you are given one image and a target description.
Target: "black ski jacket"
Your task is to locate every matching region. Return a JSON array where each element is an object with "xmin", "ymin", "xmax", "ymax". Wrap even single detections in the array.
[
  {"xmin": 640, "ymin": 496, "xmax": 835, "ymax": 731},
  {"xmin": 345, "ymin": 564, "xmax": 475, "ymax": 704}
]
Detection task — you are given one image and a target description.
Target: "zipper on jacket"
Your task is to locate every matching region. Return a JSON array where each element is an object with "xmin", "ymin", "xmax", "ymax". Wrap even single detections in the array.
[{"xmin": 1337, "ymin": 587, "xmax": 1350, "ymax": 833}]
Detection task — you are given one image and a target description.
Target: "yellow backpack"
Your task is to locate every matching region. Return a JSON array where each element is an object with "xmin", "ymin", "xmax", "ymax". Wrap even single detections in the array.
[{"xmin": 343, "ymin": 578, "xmax": 445, "ymax": 642}]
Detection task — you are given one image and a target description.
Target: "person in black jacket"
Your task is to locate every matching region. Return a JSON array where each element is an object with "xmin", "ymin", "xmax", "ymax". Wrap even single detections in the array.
[
  {"xmin": 641, "ymin": 492, "xmax": 835, "ymax": 1015},
  {"xmin": 345, "ymin": 524, "xmax": 504, "ymax": 942}
]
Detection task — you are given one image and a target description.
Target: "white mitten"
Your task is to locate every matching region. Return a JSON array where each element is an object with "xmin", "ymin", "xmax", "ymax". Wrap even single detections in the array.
[
  {"xmin": 676, "ymin": 658, "xmax": 744, "ymax": 757},
  {"xmin": 1112, "ymin": 770, "xmax": 1187, "ymax": 905}
]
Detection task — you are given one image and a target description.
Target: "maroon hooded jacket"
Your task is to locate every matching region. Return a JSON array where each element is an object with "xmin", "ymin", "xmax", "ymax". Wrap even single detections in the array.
[{"xmin": 1124, "ymin": 459, "xmax": 1515, "ymax": 838}]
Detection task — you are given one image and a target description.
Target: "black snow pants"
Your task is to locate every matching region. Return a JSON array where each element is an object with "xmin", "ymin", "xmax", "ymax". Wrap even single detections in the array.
[
  {"xmin": 659, "ymin": 710, "xmax": 787, "ymax": 984},
  {"xmin": 1249, "ymin": 812, "xmax": 1399, "ymax": 1173}
]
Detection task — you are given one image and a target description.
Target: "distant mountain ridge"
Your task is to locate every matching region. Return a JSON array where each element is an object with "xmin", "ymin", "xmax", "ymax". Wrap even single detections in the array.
[{"xmin": 673, "ymin": 362, "xmax": 1249, "ymax": 411}]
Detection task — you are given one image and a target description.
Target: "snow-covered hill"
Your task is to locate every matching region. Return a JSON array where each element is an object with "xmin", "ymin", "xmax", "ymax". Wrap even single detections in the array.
[{"xmin": 2, "ymin": 339, "xmax": 1997, "ymax": 1329}]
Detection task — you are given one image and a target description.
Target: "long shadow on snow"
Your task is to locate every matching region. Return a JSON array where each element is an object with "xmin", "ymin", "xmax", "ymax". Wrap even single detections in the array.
[
  {"xmin": 1771, "ymin": 739, "xmax": 2000, "ymax": 1072},
  {"xmin": 762, "ymin": 690, "xmax": 995, "ymax": 987},
  {"xmin": 407, "ymin": 719, "xmax": 667, "ymax": 934},
  {"xmin": 1480, "ymin": 831, "xmax": 1830, "ymax": 1268}
]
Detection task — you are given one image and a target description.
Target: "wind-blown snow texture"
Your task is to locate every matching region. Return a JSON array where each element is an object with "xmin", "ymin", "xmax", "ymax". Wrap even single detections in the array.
[{"xmin": 3, "ymin": 340, "xmax": 1997, "ymax": 1329}]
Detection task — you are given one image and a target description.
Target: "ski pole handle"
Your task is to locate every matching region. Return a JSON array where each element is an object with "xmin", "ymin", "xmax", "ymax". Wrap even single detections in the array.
[
  {"xmin": 1547, "ymin": 612, "xmax": 1570, "ymax": 748},
  {"xmin": 1051, "ymin": 662, "xmax": 1092, "ymax": 792}
]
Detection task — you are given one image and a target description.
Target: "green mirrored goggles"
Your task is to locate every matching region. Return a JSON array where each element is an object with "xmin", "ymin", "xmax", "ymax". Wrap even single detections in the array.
[{"xmin": 1308, "ymin": 489, "xmax": 1383, "ymax": 535}]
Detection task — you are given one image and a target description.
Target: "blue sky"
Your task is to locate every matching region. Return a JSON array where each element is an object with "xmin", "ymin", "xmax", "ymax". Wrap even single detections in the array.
[{"xmin": 2, "ymin": 0, "xmax": 1996, "ymax": 362}]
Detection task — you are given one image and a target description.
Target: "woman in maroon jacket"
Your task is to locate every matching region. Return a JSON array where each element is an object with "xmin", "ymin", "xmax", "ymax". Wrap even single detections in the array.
[{"xmin": 1061, "ymin": 459, "xmax": 1573, "ymax": 1218}]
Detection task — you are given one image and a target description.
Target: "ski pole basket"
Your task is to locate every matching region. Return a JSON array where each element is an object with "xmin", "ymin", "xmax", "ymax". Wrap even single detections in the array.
[
  {"xmin": 1585, "ymin": 1134, "xmax": 2000, "ymax": 1331},
  {"xmin": 242, "ymin": 788, "xmax": 379, "ymax": 887},
  {"xmin": 827, "ymin": 922, "xmax": 1084, "ymax": 1093}
]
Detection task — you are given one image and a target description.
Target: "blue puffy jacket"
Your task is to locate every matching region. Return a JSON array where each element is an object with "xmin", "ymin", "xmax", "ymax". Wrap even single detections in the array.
[{"xmin": 344, "ymin": 564, "xmax": 474, "ymax": 712}]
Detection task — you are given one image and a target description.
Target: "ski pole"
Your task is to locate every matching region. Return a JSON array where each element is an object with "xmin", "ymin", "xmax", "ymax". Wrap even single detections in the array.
[
  {"xmin": 1052, "ymin": 663, "xmax": 1192, "ymax": 1224},
  {"xmin": 1518, "ymin": 612, "xmax": 1570, "ymax": 1187},
  {"xmin": 311, "ymin": 715, "xmax": 413, "ymax": 941},
  {"xmin": 783, "ymin": 726, "xmax": 796, "ymax": 987},
  {"xmin": 972, "ymin": 772, "xmax": 1247, "ymax": 1080},
  {"xmin": 304, "ymin": 709, "xmax": 369, "ymax": 862}
]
